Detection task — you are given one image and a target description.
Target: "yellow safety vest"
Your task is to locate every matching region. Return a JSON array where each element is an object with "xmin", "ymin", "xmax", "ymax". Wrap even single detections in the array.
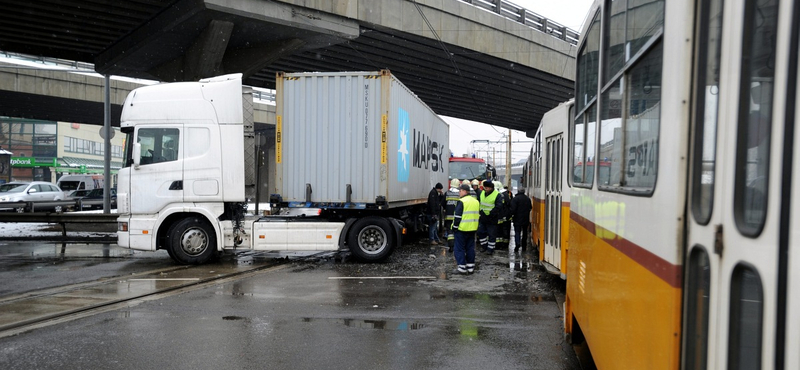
[
  {"xmin": 457, "ymin": 196, "xmax": 480, "ymax": 232},
  {"xmin": 480, "ymin": 190, "xmax": 498, "ymax": 216}
]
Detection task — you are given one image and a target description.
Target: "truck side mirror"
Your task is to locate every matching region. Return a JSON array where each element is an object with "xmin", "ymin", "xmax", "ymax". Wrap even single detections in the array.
[{"xmin": 133, "ymin": 143, "xmax": 141, "ymax": 169}]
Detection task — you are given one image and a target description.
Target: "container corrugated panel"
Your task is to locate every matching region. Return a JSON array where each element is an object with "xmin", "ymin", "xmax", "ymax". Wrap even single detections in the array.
[{"xmin": 276, "ymin": 71, "xmax": 448, "ymax": 208}]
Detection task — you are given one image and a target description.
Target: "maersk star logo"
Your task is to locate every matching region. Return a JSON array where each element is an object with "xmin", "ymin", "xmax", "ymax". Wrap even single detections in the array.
[{"xmin": 397, "ymin": 108, "xmax": 410, "ymax": 182}]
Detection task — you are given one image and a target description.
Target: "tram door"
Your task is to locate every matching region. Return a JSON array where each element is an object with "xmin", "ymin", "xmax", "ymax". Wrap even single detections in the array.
[
  {"xmin": 682, "ymin": 0, "xmax": 794, "ymax": 368},
  {"xmin": 544, "ymin": 134, "xmax": 563, "ymax": 269}
]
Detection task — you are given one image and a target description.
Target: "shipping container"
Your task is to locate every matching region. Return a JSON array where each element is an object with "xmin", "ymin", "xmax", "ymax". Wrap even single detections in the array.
[{"xmin": 275, "ymin": 71, "xmax": 449, "ymax": 209}]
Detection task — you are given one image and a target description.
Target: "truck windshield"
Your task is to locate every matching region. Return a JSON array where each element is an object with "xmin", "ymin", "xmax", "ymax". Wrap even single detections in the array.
[
  {"xmin": 449, "ymin": 161, "xmax": 487, "ymax": 181},
  {"xmin": 121, "ymin": 127, "xmax": 134, "ymax": 168}
]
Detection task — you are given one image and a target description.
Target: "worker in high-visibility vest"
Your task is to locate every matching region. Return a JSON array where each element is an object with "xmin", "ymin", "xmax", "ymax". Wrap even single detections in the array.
[
  {"xmin": 477, "ymin": 181, "xmax": 503, "ymax": 255},
  {"xmin": 452, "ymin": 184, "xmax": 480, "ymax": 274}
]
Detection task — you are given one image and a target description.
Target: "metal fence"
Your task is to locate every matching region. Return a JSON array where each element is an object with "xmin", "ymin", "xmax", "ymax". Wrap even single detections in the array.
[
  {"xmin": 0, "ymin": 199, "xmax": 113, "ymax": 213},
  {"xmin": 460, "ymin": 0, "xmax": 581, "ymax": 45}
]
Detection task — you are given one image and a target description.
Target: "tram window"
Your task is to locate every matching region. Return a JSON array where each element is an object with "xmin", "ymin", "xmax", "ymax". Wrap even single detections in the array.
[
  {"xmin": 585, "ymin": 106, "xmax": 597, "ymax": 184},
  {"xmin": 573, "ymin": 118, "xmax": 586, "ymax": 184},
  {"xmin": 577, "ymin": 11, "xmax": 601, "ymax": 112},
  {"xmin": 683, "ymin": 247, "xmax": 711, "ymax": 370},
  {"xmin": 604, "ymin": 0, "xmax": 627, "ymax": 84},
  {"xmin": 623, "ymin": 42, "xmax": 661, "ymax": 190},
  {"xmin": 598, "ymin": 43, "xmax": 662, "ymax": 193},
  {"xmin": 535, "ymin": 133, "xmax": 542, "ymax": 188},
  {"xmin": 627, "ymin": 0, "xmax": 665, "ymax": 60},
  {"xmin": 727, "ymin": 265, "xmax": 763, "ymax": 370},
  {"xmin": 600, "ymin": 78, "xmax": 623, "ymax": 186},
  {"xmin": 574, "ymin": 8, "xmax": 600, "ymax": 188},
  {"xmin": 734, "ymin": 0, "xmax": 779, "ymax": 237},
  {"xmin": 691, "ymin": 0, "xmax": 725, "ymax": 225}
]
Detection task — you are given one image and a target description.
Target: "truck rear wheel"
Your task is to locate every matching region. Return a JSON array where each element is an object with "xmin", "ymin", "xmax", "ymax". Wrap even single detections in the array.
[
  {"xmin": 347, "ymin": 217, "xmax": 394, "ymax": 262},
  {"xmin": 167, "ymin": 217, "xmax": 216, "ymax": 265}
]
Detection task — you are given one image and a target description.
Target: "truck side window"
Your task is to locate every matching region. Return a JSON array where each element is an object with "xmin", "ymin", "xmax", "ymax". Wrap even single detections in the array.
[{"xmin": 138, "ymin": 128, "xmax": 180, "ymax": 165}]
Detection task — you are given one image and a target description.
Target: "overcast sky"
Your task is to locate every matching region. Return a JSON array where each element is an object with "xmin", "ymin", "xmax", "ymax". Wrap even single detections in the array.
[{"xmin": 445, "ymin": 0, "xmax": 594, "ymax": 165}]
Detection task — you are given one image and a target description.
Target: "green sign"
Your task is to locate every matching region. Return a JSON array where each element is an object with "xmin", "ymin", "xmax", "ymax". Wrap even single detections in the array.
[
  {"xmin": 11, "ymin": 157, "xmax": 116, "ymax": 175},
  {"xmin": 9, "ymin": 157, "xmax": 44, "ymax": 167}
]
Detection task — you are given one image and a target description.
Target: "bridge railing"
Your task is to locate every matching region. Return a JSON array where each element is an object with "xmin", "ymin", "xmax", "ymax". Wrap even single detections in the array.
[{"xmin": 460, "ymin": 0, "xmax": 580, "ymax": 45}]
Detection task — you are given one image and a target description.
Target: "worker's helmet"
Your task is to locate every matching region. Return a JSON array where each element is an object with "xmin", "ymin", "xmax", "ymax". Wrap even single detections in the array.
[
  {"xmin": 461, "ymin": 179, "xmax": 471, "ymax": 187},
  {"xmin": 471, "ymin": 179, "xmax": 479, "ymax": 186},
  {"xmin": 450, "ymin": 178, "xmax": 460, "ymax": 188}
]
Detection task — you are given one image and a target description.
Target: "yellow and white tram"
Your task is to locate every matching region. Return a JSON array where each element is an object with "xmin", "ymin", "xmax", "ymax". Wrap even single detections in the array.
[
  {"xmin": 525, "ymin": 99, "xmax": 573, "ymax": 279},
  {"xmin": 524, "ymin": 0, "xmax": 800, "ymax": 368}
]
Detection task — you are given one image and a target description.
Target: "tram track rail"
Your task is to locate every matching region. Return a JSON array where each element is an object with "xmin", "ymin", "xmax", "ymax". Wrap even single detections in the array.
[{"xmin": 0, "ymin": 258, "xmax": 295, "ymax": 339}]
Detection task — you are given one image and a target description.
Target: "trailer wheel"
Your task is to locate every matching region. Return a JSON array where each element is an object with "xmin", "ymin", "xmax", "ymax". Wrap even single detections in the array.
[
  {"xmin": 167, "ymin": 217, "xmax": 216, "ymax": 265},
  {"xmin": 347, "ymin": 217, "xmax": 394, "ymax": 262}
]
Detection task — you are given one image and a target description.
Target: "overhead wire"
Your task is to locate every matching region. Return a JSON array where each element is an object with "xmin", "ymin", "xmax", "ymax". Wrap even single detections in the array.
[{"xmin": 411, "ymin": 0, "xmax": 491, "ymax": 123}]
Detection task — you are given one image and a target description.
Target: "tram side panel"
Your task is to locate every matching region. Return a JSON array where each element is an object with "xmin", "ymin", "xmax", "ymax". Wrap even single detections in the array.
[
  {"xmin": 528, "ymin": 128, "xmax": 544, "ymax": 260},
  {"xmin": 541, "ymin": 100, "xmax": 572, "ymax": 278},
  {"xmin": 562, "ymin": 0, "xmax": 691, "ymax": 368}
]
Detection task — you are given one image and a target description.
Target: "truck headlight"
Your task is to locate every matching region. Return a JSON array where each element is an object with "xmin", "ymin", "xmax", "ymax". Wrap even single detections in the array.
[{"xmin": 118, "ymin": 222, "xmax": 128, "ymax": 232}]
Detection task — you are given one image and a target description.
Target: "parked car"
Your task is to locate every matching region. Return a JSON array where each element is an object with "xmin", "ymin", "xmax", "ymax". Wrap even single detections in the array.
[
  {"xmin": 64, "ymin": 189, "xmax": 92, "ymax": 211},
  {"xmin": 75, "ymin": 187, "xmax": 117, "ymax": 210},
  {"xmin": 67, "ymin": 189, "xmax": 92, "ymax": 200},
  {"xmin": 0, "ymin": 181, "xmax": 64, "ymax": 212}
]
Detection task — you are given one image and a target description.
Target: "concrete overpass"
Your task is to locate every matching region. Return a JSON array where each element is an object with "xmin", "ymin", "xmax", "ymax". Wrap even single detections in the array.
[
  {"xmin": 0, "ymin": 62, "xmax": 276, "ymax": 127},
  {"xmin": 0, "ymin": 0, "xmax": 578, "ymax": 133}
]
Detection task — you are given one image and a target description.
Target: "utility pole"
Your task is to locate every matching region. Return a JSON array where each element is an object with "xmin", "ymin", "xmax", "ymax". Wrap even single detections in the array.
[{"xmin": 506, "ymin": 129, "xmax": 512, "ymax": 191}]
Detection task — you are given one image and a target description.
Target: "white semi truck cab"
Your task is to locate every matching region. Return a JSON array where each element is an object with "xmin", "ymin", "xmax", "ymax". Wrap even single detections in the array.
[{"xmin": 117, "ymin": 72, "xmax": 448, "ymax": 264}]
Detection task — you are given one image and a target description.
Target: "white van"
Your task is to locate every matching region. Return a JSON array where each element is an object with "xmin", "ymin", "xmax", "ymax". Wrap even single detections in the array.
[{"xmin": 56, "ymin": 174, "xmax": 104, "ymax": 198}]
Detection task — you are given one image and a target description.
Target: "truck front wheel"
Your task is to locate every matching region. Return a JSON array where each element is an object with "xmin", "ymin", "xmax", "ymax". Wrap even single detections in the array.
[
  {"xmin": 167, "ymin": 217, "xmax": 216, "ymax": 265},
  {"xmin": 347, "ymin": 217, "xmax": 394, "ymax": 262}
]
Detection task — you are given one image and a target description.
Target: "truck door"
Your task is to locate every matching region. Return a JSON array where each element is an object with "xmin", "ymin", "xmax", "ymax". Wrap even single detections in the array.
[
  {"xmin": 130, "ymin": 126, "xmax": 183, "ymax": 213},
  {"xmin": 544, "ymin": 134, "xmax": 563, "ymax": 270}
]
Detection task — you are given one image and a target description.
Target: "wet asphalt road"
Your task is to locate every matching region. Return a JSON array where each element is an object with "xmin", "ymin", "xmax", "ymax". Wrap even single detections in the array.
[{"xmin": 0, "ymin": 236, "xmax": 580, "ymax": 370}]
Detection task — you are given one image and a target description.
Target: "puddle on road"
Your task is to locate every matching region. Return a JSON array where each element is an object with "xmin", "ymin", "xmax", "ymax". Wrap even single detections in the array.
[{"xmin": 302, "ymin": 317, "xmax": 425, "ymax": 331}]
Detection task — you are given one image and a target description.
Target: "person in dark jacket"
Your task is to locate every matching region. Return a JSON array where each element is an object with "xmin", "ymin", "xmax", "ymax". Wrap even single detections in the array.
[
  {"xmin": 496, "ymin": 184, "xmax": 512, "ymax": 251},
  {"xmin": 427, "ymin": 183, "xmax": 444, "ymax": 245},
  {"xmin": 510, "ymin": 188, "xmax": 533, "ymax": 253}
]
